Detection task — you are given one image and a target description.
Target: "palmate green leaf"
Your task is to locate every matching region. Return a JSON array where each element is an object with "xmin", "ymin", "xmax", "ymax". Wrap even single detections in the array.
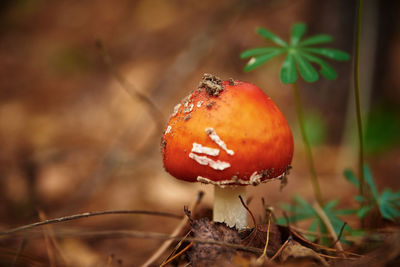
[
  {"xmin": 280, "ymin": 53, "xmax": 297, "ymax": 84},
  {"xmin": 299, "ymin": 34, "xmax": 333, "ymax": 46},
  {"xmin": 241, "ymin": 22, "xmax": 349, "ymax": 84},
  {"xmin": 243, "ymin": 49, "xmax": 285, "ymax": 72},
  {"xmin": 301, "ymin": 52, "xmax": 338, "ymax": 80},
  {"xmin": 257, "ymin": 27, "xmax": 288, "ymax": 47},
  {"xmin": 290, "ymin": 23, "xmax": 307, "ymax": 45},
  {"xmin": 293, "ymin": 52, "xmax": 319, "ymax": 82},
  {"xmin": 303, "ymin": 47, "xmax": 350, "ymax": 61},
  {"xmin": 240, "ymin": 47, "xmax": 285, "ymax": 58}
]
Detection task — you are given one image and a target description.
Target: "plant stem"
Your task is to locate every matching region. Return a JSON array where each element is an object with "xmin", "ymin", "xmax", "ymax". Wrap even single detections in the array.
[
  {"xmin": 292, "ymin": 82, "xmax": 324, "ymax": 207},
  {"xmin": 354, "ymin": 0, "xmax": 365, "ymax": 197}
]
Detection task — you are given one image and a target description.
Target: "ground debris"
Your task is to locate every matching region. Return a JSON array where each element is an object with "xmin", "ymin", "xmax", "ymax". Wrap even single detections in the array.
[
  {"xmin": 280, "ymin": 240, "xmax": 328, "ymax": 266},
  {"xmin": 241, "ymin": 222, "xmax": 282, "ymax": 253},
  {"xmin": 185, "ymin": 209, "xmax": 241, "ymax": 266}
]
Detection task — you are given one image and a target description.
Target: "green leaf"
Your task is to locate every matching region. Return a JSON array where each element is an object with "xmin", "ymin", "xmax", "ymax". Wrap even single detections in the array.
[
  {"xmin": 389, "ymin": 191, "xmax": 400, "ymax": 201},
  {"xmin": 343, "ymin": 168, "xmax": 360, "ymax": 187},
  {"xmin": 243, "ymin": 50, "xmax": 285, "ymax": 72},
  {"xmin": 294, "ymin": 195, "xmax": 313, "ymax": 208},
  {"xmin": 363, "ymin": 164, "xmax": 378, "ymax": 200},
  {"xmin": 318, "ymin": 219, "xmax": 330, "ymax": 246},
  {"xmin": 334, "ymin": 209, "xmax": 358, "ymax": 215},
  {"xmin": 307, "ymin": 219, "xmax": 319, "ymax": 241},
  {"xmin": 379, "ymin": 203, "xmax": 399, "ymax": 220},
  {"xmin": 377, "ymin": 189, "xmax": 400, "ymax": 220},
  {"xmin": 240, "ymin": 47, "xmax": 285, "ymax": 58},
  {"xmin": 257, "ymin": 27, "xmax": 288, "ymax": 47},
  {"xmin": 354, "ymin": 195, "xmax": 365, "ymax": 203},
  {"xmin": 299, "ymin": 34, "xmax": 333, "ymax": 46},
  {"xmin": 280, "ymin": 53, "xmax": 297, "ymax": 84},
  {"xmin": 290, "ymin": 23, "xmax": 306, "ymax": 46},
  {"xmin": 380, "ymin": 189, "xmax": 394, "ymax": 202},
  {"xmin": 324, "ymin": 199, "xmax": 339, "ymax": 210},
  {"xmin": 275, "ymin": 217, "xmax": 287, "ymax": 225},
  {"xmin": 286, "ymin": 214, "xmax": 316, "ymax": 223},
  {"xmin": 293, "ymin": 52, "xmax": 319, "ymax": 82},
  {"xmin": 301, "ymin": 51, "xmax": 338, "ymax": 80},
  {"xmin": 357, "ymin": 205, "xmax": 372, "ymax": 218},
  {"xmin": 348, "ymin": 229, "xmax": 366, "ymax": 237},
  {"xmin": 303, "ymin": 47, "xmax": 350, "ymax": 61}
]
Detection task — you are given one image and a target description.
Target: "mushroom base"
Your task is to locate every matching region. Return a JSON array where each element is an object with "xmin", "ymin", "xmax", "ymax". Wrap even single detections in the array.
[{"xmin": 213, "ymin": 186, "xmax": 247, "ymax": 229}]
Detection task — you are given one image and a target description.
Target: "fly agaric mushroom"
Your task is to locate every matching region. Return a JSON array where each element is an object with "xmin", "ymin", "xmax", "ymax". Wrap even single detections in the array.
[{"xmin": 161, "ymin": 74, "xmax": 293, "ymax": 229}]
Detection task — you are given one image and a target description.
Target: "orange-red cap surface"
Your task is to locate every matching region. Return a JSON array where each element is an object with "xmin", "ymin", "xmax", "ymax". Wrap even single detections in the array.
[{"xmin": 161, "ymin": 74, "xmax": 293, "ymax": 186}]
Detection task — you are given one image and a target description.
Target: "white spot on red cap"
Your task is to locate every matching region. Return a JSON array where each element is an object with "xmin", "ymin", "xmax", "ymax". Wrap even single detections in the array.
[
  {"xmin": 191, "ymin": 143, "xmax": 219, "ymax": 156},
  {"xmin": 205, "ymin": 127, "xmax": 234, "ymax": 156},
  {"xmin": 188, "ymin": 153, "xmax": 230, "ymax": 170}
]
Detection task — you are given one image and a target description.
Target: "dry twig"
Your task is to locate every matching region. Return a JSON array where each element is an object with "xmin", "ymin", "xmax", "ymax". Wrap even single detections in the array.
[
  {"xmin": 312, "ymin": 202, "xmax": 345, "ymax": 255},
  {"xmin": 256, "ymin": 212, "xmax": 272, "ymax": 264},
  {"xmin": 270, "ymin": 237, "xmax": 291, "ymax": 261},
  {"xmin": 46, "ymin": 229, "xmax": 264, "ymax": 255},
  {"xmin": 161, "ymin": 230, "xmax": 191, "ymax": 265},
  {"xmin": 160, "ymin": 242, "xmax": 193, "ymax": 267},
  {"xmin": 0, "ymin": 210, "xmax": 181, "ymax": 236}
]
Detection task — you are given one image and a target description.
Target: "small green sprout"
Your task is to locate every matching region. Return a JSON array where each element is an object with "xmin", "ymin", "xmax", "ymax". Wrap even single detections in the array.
[{"xmin": 240, "ymin": 23, "xmax": 350, "ymax": 84}]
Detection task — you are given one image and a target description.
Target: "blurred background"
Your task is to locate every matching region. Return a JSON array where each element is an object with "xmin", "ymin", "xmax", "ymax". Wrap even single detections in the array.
[{"xmin": 0, "ymin": 0, "xmax": 399, "ymax": 266}]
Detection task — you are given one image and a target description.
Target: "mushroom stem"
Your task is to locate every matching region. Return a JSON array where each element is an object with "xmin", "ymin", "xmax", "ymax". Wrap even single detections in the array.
[{"xmin": 213, "ymin": 186, "xmax": 247, "ymax": 229}]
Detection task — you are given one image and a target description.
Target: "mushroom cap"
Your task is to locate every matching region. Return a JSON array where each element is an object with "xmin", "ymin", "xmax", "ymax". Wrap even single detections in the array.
[{"xmin": 161, "ymin": 75, "xmax": 293, "ymax": 186}]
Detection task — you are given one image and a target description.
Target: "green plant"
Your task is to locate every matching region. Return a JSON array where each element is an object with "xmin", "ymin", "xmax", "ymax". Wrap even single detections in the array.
[
  {"xmin": 345, "ymin": 164, "xmax": 400, "ymax": 221},
  {"xmin": 241, "ymin": 23, "xmax": 350, "ymax": 83},
  {"xmin": 240, "ymin": 22, "xmax": 350, "ymax": 207},
  {"xmin": 276, "ymin": 196, "xmax": 355, "ymax": 245}
]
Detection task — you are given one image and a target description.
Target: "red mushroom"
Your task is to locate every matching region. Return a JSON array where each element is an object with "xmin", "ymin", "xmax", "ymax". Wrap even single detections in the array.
[{"xmin": 161, "ymin": 74, "xmax": 293, "ymax": 229}]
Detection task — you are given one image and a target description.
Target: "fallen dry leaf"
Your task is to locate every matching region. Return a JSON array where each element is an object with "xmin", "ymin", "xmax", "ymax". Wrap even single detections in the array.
[{"xmin": 280, "ymin": 240, "xmax": 328, "ymax": 266}]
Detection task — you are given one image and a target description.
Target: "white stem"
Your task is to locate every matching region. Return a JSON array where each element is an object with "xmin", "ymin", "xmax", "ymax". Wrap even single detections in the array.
[{"xmin": 213, "ymin": 186, "xmax": 247, "ymax": 229}]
